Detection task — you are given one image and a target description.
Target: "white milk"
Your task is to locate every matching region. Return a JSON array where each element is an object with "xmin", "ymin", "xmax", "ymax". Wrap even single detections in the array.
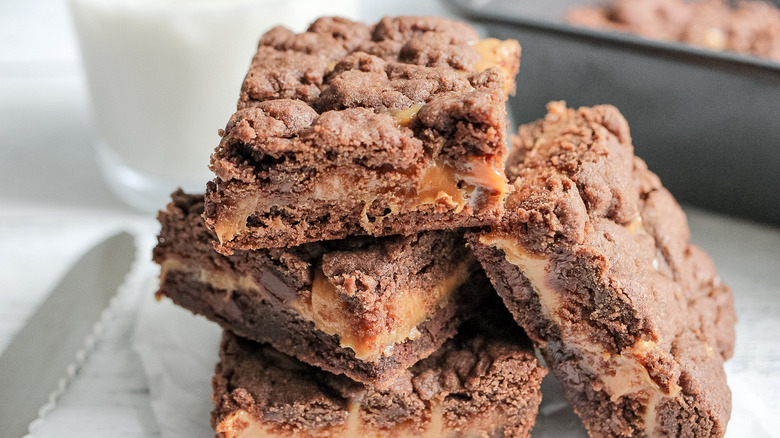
[{"xmin": 68, "ymin": 0, "xmax": 360, "ymax": 212}]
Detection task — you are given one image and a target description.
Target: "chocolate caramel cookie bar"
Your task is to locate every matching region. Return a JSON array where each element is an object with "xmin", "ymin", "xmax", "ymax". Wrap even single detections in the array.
[
  {"xmin": 470, "ymin": 103, "xmax": 736, "ymax": 437},
  {"xmin": 155, "ymin": 191, "xmax": 488, "ymax": 387},
  {"xmin": 205, "ymin": 16, "xmax": 520, "ymax": 252},
  {"xmin": 212, "ymin": 304, "xmax": 546, "ymax": 438}
]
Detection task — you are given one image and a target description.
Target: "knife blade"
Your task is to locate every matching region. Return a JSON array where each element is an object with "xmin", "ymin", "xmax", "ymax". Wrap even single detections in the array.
[{"xmin": 0, "ymin": 231, "xmax": 135, "ymax": 438}]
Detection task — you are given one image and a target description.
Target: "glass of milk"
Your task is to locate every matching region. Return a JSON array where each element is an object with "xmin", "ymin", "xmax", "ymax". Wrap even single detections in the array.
[{"xmin": 68, "ymin": 0, "xmax": 360, "ymax": 212}]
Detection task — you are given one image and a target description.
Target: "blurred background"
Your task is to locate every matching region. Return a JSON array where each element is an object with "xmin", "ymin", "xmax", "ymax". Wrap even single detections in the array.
[
  {"xmin": 3, "ymin": 0, "xmax": 777, "ymax": 225},
  {"xmin": 0, "ymin": 0, "xmax": 780, "ymax": 226},
  {"xmin": 448, "ymin": 0, "xmax": 780, "ymax": 227}
]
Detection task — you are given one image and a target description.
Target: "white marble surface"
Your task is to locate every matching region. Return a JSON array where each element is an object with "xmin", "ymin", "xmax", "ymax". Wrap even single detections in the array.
[{"xmin": 1, "ymin": 0, "xmax": 779, "ymax": 437}]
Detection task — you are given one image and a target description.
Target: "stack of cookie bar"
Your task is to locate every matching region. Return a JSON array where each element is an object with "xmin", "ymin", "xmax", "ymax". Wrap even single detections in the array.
[
  {"xmin": 155, "ymin": 16, "xmax": 548, "ymax": 437},
  {"xmin": 153, "ymin": 15, "xmax": 736, "ymax": 438}
]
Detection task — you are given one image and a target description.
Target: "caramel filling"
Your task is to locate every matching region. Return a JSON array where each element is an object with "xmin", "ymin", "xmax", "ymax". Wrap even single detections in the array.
[
  {"xmin": 217, "ymin": 402, "xmax": 500, "ymax": 438},
  {"xmin": 214, "ymin": 200, "xmax": 258, "ymax": 246},
  {"xmin": 482, "ymin": 236, "xmax": 561, "ymax": 324},
  {"xmin": 416, "ymin": 161, "xmax": 469, "ymax": 211},
  {"xmin": 213, "ymin": 155, "xmax": 508, "ymax": 245},
  {"xmin": 344, "ymin": 402, "xmax": 361, "ymax": 437},
  {"xmin": 626, "ymin": 216, "xmax": 660, "ymax": 271},
  {"xmin": 472, "ymin": 38, "xmax": 521, "ymax": 95},
  {"xmin": 217, "ymin": 410, "xmax": 266, "ymax": 438},
  {"xmin": 420, "ymin": 402, "xmax": 444, "ymax": 438},
  {"xmin": 417, "ymin": 157, "xmax": 508, "ymax": 212},
  {"xmin": 415, "ymin": 157, "xmax": 508, "ymax": 212},
  {"xmin": 627, "ymin": 216, "xmax": 647, "ymax": 236},
  {"xmin": 460, "ymin": 156, "xmax": 509, "ymax": 192},
  {"xmin": 389, "ymin": 103, "xmax": 424, "ymax": 128},
  {"xmin": 480, "ymin": 234, "xmax": 680, "ymax": 436},
  {"xmin": 292, "ymin": 260, "xmax": 473, "ymax": 361},
  {"xmin": 160, "ymin": 258, "xmax": 261, "ymax": 301},
  {"xmin": 161, "ymin": 257, "xmax": 470, "ymax": 362},
  {"xmin": 358, "ymin": 156, "xmax": 508, "ymax": 231},
  {"xmin": 218, "ymin": 408, "xmax": 373, "ymax": 438}
]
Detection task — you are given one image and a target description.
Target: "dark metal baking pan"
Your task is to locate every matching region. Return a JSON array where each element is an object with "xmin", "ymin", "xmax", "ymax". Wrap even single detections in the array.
[{"xmin": 443, "ymin": 0, "xmax": 780, "ymax": 226}]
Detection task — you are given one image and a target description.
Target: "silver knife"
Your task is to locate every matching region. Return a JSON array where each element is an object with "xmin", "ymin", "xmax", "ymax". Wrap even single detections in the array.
[{"xmin": 0, "ymin": 231, "xmax": 135, "ymax": 438}]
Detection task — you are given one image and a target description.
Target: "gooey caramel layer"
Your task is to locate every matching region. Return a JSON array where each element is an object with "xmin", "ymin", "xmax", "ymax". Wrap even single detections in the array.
[
  {"xmin": 480, "ymin": 233, "xmax": 680, "ymax": 436},
  {"xmin": 215, "ymin": 156, "xmax": 508, "ymax": 245},
  {"xmin": 418, "ymin": 157, "xmax": 508, "ymax": 210},
  {"xmin": 217, "ymin": 402, "xmax": 502, "ymax": 438},
  {"xmin": 292, "ymin": 260, "xmax": 474, "ymax": 361},
  {"xmin": 160, "ymin": 257, "xmax": 471, "ymax": 362},
  {"xmin": 357, "ymin": 157, "xmax": 508, "ymax": 232},
  {"xmin": 214, "ymin": 199, "xmax": 259, "ymax": 246},
  {"xmin": 472, "ymin": 38, "xmax": 521, "ymax": 95},
  {"xmin": 389, "ymin": 103, "xmax": 424, "ymax": 128}
]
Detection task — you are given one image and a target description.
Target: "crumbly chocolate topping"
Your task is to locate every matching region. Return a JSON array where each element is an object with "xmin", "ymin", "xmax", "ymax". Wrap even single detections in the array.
[
  {"xmin": 228, "ymin": 15, "xmax": 513, "ymax": 167},
  {"xmin": 204, "ymin": 16, "xmax": 519, "ymax": 251}
]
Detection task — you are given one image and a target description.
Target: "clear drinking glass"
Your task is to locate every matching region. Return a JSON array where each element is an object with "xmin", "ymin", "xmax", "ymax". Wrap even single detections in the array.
[{"xmin": 68, "ymin": 0, "xmax": 360, "ymax": 212}]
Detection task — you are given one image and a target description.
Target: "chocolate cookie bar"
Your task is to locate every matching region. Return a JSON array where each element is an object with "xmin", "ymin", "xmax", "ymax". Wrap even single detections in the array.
[
  {"xmin": 469, "ymin": 103, "xmax": 736, "ymax": 437},
  {"xmin": 155, "ymin": 191, "xmax": 488, "ymax": 387},
  {"xmin": 205, "ymin": 16, "xmax": 521, "ymax": 252},
  {"xmin": 212, "ymin": 304, "xmax": 547, "ymax": 438}
]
